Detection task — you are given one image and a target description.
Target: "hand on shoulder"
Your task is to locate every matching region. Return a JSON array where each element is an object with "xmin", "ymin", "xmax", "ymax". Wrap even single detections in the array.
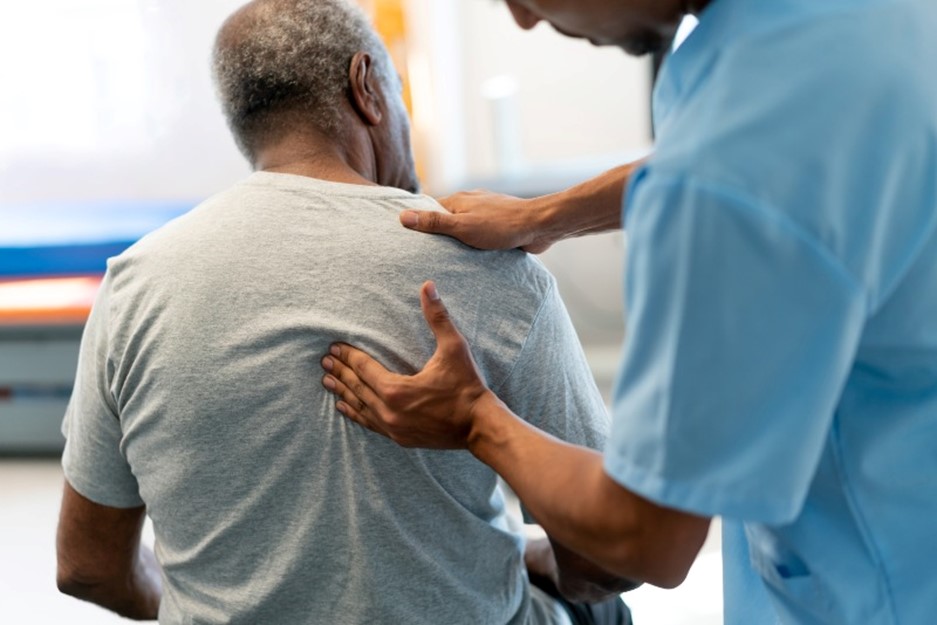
[{"xmin": 400, "ymin": 190, "xmax": 555, "ymax": 253}]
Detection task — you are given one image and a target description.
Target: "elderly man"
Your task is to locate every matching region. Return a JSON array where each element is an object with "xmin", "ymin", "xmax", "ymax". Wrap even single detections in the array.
[
  {"xmin": 54, "ymin": 1, "xmax": 634, "ymax": 623},
  {"xmin": 322, "ymin": 0, "xmax": 937, "ymax": 624}
]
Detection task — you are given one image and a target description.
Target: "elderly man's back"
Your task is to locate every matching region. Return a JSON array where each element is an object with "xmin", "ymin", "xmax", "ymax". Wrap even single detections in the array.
[{"xmin": 62, "ymin": 171, "xmax": 609, "ymax": 624}]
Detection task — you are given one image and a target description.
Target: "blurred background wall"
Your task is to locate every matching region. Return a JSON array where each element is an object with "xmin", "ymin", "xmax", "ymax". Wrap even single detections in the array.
[{"xmin": 0, "ymin": 0, "xmax": 650, "ymax": 208}]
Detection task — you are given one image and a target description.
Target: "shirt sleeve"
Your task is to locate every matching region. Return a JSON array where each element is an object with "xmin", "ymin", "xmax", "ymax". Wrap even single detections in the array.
[
  {"xmin": 61, "ymin": 272, "xmax": 144, "ymax": 508},
  {"xmin": 604, "ymin": 172, "xmax": 866, "ymax": 525},
  {"xmin": 495, "ymin": 281, "xmax": 610, "ymax": 453},
  {"xmin": 494, "ymin": 281, "xmax": 611, "ymax": 525}
]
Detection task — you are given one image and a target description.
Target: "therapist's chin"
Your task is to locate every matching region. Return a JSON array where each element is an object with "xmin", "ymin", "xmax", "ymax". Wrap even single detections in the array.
[{"xmin": 616, "ymin": 31, "xmax": 669, "ymax": 56}]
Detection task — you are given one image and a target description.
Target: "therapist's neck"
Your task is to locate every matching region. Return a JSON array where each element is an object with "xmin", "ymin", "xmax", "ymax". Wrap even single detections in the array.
[
  {"xmin": 253, "ymin": 121, "xmax": 379, "ymax": 187},
  {"xmin": 684, "ymin": 0, "xmax": 712, "ymax": 14}
]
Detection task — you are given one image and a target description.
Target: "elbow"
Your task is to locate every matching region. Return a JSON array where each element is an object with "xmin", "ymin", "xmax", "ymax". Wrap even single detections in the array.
[
  {"xmin": 601, "ymin": 522, "xmax": 708, "ymax": 589},
  {"xmin": 56, "ymin": 559, "xmax": 111, "ymax": 603},
  {"xmin": 602, "ymin": 540, "xmax": 692, "ymax": 589},
  {"xmin": 56, "ymin": 569, "xmax": 95, "ymax": 600},
  {"xmin": 645, "ymin": 558, "xmax": 694, "ymax": 590}
]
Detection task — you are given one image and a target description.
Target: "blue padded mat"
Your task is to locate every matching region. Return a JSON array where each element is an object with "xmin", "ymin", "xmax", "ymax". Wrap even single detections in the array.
[{"xmin": 0, "ymin": 200, "xmax": 195, "ymax": 278}]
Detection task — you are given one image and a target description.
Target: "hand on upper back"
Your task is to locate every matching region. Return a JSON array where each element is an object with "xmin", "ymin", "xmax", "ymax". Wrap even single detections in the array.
[
  {"xmin": 400, "ymin": 190, "xmax": 555, "ymax": 254},
  {"xmin": 321, "ymin": 281, "xmax": 498, "ymax": 449}
]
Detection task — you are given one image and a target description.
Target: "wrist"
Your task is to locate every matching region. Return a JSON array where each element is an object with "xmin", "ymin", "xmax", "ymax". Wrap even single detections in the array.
[
  {"xmin": 465, "ymin": 390, "xmax": 516, "ymax": 463},
  {"xmin": 520, "ymin": 193, "xmax": 566, "ymax": 252}
]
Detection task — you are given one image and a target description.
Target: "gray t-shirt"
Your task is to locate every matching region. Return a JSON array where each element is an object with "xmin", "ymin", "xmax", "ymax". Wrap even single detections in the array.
[{"xmin": 62, "ymin": 172, "xmax": 609, "ymax": 625}]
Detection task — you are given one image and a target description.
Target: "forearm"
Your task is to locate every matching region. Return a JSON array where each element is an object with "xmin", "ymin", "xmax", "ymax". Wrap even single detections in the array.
[
  {"xmin": 468, "ymin": 393, "xmax": 707, "ymax": 588},
  {"xmin": 468, "ymin": 401, "xmax": 640, "ymax": 576},
  {"xmin": 530, "ymin": 161, "xmax": 640, "ymax": 244}
]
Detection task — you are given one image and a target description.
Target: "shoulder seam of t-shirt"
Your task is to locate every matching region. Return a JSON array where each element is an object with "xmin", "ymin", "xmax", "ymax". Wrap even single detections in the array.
[
  {"xmin": 99, "ymin": 271, "xmax": 121, "ymax": 419},
  {"xmin": 631, "ymin": 170, "xmax": 869, "ymax": 314},
  {"xmin": 490, "ymin": 279, "xmax": 557, "ymax": 398}
]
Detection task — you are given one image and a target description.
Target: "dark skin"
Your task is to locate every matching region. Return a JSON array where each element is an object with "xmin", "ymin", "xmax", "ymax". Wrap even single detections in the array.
[
  {"xmin": 410, "ymin": 162, "xmax": 641, "ymax": 253},
  {"xmin": 321, "ymin": 0, "xmax": 716, "ymax": 590},
  {"xmin": 255, "ymin": 51, "xmax": 419, "ymax": 193},
  {"xmin": 56, "ymin": 482, "xmax": 161, "ymax": 620}
]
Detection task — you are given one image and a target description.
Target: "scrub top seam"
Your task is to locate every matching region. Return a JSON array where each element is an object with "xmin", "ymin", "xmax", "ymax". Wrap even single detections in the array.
[
  {"xmin": 864, "ymin": 198, "xmax": 937, "ymax": 316},
  {"xmin": 630, "ymin": 170, "xmax": 869, "ymax": 315},
  {"xmin": 829, "ymin": 418, "xmax": 900, "ymax": 624}
]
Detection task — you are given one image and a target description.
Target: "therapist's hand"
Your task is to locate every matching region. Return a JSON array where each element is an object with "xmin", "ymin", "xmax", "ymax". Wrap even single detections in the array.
[
  {"xmin": 401, "ymin": 191, "xmax": 556, "ymax": 254},
  {"xmin": 404, "ymin": 162, "xmax": 642, "ymax": 253},
  {"xmin": 524, "ymin": 537, "xmax": 561, "ymax": 596},
  {"xmin": 321, "ymin": 281, "xmax": 501, "ymax": 449}
]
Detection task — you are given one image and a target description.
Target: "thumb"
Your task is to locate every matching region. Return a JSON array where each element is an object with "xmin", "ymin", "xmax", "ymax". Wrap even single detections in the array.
[
  {"xmin": 400, "ymin": 210, "xmax": 456, "ymax": 236},
  {"xmin": 419, "ymin": 281, "xmax": 463, "ymax": 349}
]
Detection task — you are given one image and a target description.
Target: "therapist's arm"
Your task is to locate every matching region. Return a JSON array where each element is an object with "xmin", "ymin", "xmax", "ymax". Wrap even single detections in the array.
[
  {"xmin": 468, "ymin": 395, "xmax": 710, "ymax": 588},
  {"xmin": 322, "ymin": 282, "xmax": 710, "ymax": 588},
  {"xmin": 403, "ymin": 161, "xmax": 642, "ymax": 253},
  {"xmin": 57, "ymin": 481, "xmax": 162, "ymax": 620}
]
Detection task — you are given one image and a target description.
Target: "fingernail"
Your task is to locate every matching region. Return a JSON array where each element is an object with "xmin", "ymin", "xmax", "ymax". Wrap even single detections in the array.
[
  {"xmin": 322, "ymin": 357, "xmax": 333, "ymax": 371},
  {"xmin": 330, "ymin": 345, "xmax": 341, "ymax": 357},
  {"xmin": 400, "ymin": 211, "xmax": 418, "ymax": 228},
  {"xmin": 323, "ymin": 375, "xmax": 336, "ymax": 390},
  {"xmin": 426, "ymin": 282, "xmax": 440, "ymax": 301}
]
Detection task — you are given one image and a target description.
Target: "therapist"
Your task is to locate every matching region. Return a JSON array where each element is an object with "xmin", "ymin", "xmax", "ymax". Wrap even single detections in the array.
[{"xmin": 321, "ymin": 0, "xmax": 937, "ymax": 623}]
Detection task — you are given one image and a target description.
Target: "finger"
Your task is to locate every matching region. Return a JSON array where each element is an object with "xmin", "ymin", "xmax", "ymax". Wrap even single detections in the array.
[
  {"xmin": 326, "ymin": 342, "xmax": 394, "ymax": 394},
  {"xmin": 419, "ymin": 281, "xmax": 467, "ymax": 352},
  {"xmin": 322, "ymin": 372, "xmax": 388, "ymax": 435},
  {"xmin": 322, "ymin": 370, "xmax": 386, "ymax": 433},
  {"xmin": 321, "ymin": 352, "xmax": 386, "ymax": 414},
  {"xmin": 337, "ymin": 400, "xmax": 384, "ymax": 437},
  {"xmin": 400, "ymin": 210, "xmax": 456, "ymax": 235}
]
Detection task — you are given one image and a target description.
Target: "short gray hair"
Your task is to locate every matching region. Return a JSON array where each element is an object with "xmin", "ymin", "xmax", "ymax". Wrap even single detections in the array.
[{"xmin": 212, "ymin": 0, "xmax": 396, "ymax": 161}]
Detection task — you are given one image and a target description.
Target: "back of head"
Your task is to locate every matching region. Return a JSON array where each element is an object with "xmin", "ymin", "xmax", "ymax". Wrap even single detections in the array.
[{"xmin": 212, "ymin": 0, "xmax": 395, "ymax": 162}]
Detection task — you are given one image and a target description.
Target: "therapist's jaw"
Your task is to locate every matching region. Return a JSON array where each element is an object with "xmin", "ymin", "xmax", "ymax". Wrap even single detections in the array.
[{"xmin": 502, "ymin": 0, "xmax": 712, "ymax": 55}]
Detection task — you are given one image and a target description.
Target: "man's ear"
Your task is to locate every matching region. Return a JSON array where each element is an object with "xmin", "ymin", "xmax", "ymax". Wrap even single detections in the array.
[{"xmin": 349, "ymin": 51, "xmax": 383, "ymax": 127}]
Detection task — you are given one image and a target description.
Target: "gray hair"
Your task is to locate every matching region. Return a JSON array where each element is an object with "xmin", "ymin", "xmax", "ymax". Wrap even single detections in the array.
[{"xmin": 212, "ymin": 0, "xmax": 396, "ymax": 161}]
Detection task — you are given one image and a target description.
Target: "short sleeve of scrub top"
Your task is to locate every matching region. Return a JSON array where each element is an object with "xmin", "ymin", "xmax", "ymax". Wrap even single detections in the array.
[{"xmin": 604, "ymin": 171, "xmax": 867, "ymax": 525}]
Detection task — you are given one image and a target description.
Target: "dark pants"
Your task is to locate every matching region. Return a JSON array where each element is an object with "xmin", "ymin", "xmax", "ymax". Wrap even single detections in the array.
[
  {"xmin": 529, "ymin": 573, "xmax": 633, "ymax": 625},
  {"xmin": 553, "ymin": 594, "xmax": 633, "ymax": 625}
]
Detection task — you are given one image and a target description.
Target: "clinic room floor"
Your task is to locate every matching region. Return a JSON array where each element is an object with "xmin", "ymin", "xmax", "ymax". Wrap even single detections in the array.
[{"xmin": 1, "ymin": 459, "xmax": 723, "ymax": 624}]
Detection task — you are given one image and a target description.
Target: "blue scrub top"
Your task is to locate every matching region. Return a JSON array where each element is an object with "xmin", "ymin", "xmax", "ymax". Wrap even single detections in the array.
[{"xmin": 603, "ymin": 0, "xmax": 937, "ymax": 623}]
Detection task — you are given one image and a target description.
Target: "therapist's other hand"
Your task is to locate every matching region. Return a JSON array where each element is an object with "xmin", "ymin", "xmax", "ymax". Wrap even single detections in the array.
[
  {"xmin": 401, "ymin": 191, "xmax": 555, "ymax": 254},
  {"xmin": 524, "ymin": 536, "xmax": 561, "ymax": 596},
  {"xmin": 321, "ymin": 281, "xmax": 499, "ymax": 449}
]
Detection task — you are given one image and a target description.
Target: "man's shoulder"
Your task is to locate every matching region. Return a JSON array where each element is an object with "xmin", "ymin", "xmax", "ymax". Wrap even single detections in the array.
[{"xmin": 374, "ymin": 193, "xmax": 559, "ymax": 299}]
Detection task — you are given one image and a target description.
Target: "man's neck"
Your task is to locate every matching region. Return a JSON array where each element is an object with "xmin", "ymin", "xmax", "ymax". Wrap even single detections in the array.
[
  {"xmin": 253, "ymin": 128, "xmax": 378, "ymax": 187},
  {"xmin": 259, "ymin": 158, "xmax": 378, "ymax": 187}
]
